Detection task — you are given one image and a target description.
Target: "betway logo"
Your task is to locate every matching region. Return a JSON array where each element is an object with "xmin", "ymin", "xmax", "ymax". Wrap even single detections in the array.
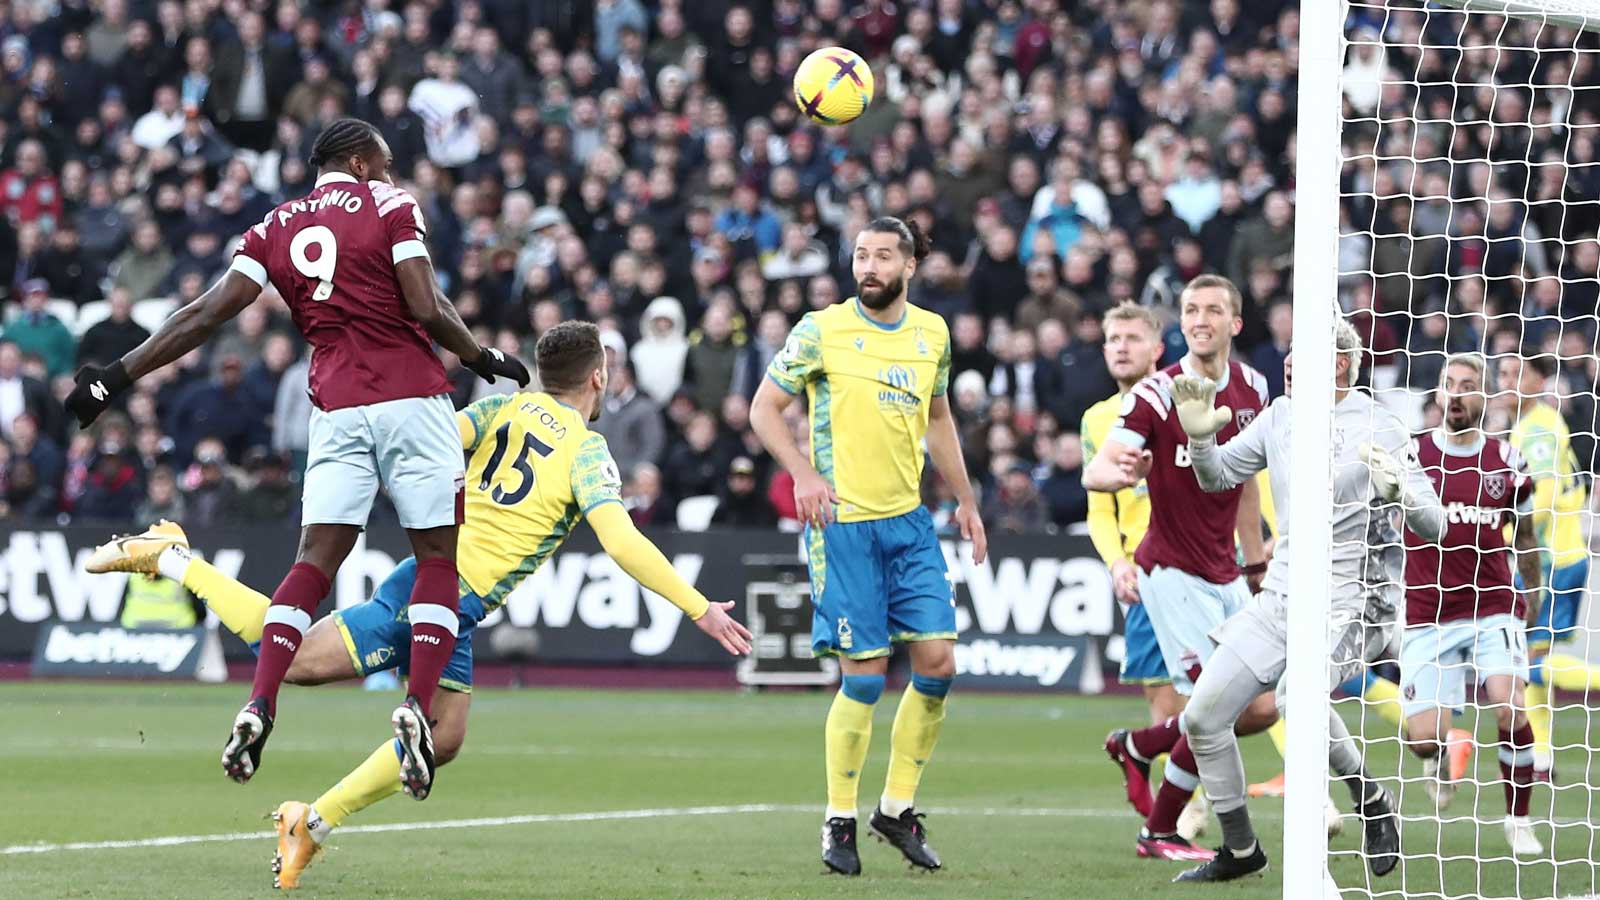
[
  {"xmin": 1445, "ymin": 502, "xmax": 1506, "ymax": 527},
  {"xmin": 955, "ymin": 639, "xmax": 1079, "ymax": 686},
  {"xmin": 0, "ymin": 532, "xmax": 243, "ymax": 623},
  {"xmin": 42, "ymin": 625, "xmax": 198, "ymax": 673},
  {"xmin": 940, "ymin": 542, "xmax": 1115, "ymax": 637},
  {"xmin": 499, "ymin": 552, "xmax": 706, "ymax": 656},
  {"xmin": 325, "ymin": 541, "xmax": 704, "ymax": 656}
]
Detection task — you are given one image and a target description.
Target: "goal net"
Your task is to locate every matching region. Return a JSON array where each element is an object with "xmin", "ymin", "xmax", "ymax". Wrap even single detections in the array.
[{"xmin": 1289, "ymin": 0, "xmax": 1600, "ymax": 897}]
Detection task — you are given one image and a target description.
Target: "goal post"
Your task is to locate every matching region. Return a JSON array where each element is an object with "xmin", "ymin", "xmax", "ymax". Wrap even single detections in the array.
[
  {"xmin": 1290, "ymin": 1, "xmax": 1600, "ymax": 897},
  {"xmin": 1284, "ymin": 0, "xmax": 1342, "ymax": 892}
]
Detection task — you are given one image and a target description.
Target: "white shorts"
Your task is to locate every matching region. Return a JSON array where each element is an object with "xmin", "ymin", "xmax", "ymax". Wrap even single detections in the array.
[
  {"xmin": 1214, "ymin": 589, "xmax": 1394, "ymax": 704},
  {"xmin": 1398, "ymin": 614, "xmax": 1529, "ymax": 718},
  {"xmin": 1138, "ymin": 564, "xmax": 1253, "ymax": 695},
  {"xmin": 303, "ymin": 394, "xmax": 464, "ymax": 530}
]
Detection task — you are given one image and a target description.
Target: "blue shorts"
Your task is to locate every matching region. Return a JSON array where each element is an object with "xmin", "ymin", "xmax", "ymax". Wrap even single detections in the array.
[
  {"xmin": 332, "ymin": 557, "xmax": 480, "ymax": 693},
  {"xmin": 1519, "ymin": 557, "xmax": 1589, "ymax": 649},
  {"xmin": 807, "ymin": 506, "xmax": 955, "ymax": 660},
  {"xmin": 1119, "ymin": 600, "xmax": 1171, "ymax": 685}
]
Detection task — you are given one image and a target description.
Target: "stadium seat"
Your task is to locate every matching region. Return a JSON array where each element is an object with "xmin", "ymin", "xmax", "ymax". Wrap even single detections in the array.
[
  {"xmin": 47, "ymin": 299, "xmax": 79, "ymax": 333},
  {"xmin": 132, "ymin": 298, "xmax": 180, "ymax": 334},
  {"xmin": 675, "ymin": 495, "xmax": 720, "ymax": 532},
  {"xmin": 75, "ymin": 300, "xmax": 112, "ymax": 337}
]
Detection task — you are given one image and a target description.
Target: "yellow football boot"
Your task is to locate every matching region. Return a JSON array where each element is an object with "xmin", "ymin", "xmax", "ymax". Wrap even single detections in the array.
[
  {"xmin": 271, "ymin": 801, "xmax": 323, "ymax": 890},
  {"xmin": 83, "ymin": 521, "xmax": 189, "ymax": 574}
]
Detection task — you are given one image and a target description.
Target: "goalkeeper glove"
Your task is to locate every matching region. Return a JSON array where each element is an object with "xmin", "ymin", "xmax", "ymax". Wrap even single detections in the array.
[
  {"xmin": 464, "ymin": 345, "xmax": 532, "ymax": 387},
  {"xmin": 1359, "ymin": 442, "xmax": 1404, "ymax": 502},
  {"xmin": 65, "ymin": 361, "xmax": 132, "ymax": 429},
  {"xmin": 1170, "ymin": 374, "xmax": 1232, "ymax": 440}
]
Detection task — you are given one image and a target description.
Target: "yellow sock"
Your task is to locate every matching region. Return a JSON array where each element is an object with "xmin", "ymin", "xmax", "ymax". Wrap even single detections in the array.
[
  {"xmin": 1267, "ymin": 719, "xmax": 1288, "ymax": 758},
  {"xmin": 1545, "ymin": 652, "xmax": 1600, "ymax": 693},
  {"xmin": 825, "ymin": 691, "xmax": 876, "ymax": 815},
  {"xmin": 882, "ymin": 680, "xmax": 949, "ymax": 814},
  {"xmin": 312, "ymin": 741, "xmax": 404, "ymax": 830},
  {"xmin": 1363, "ymin": 677, "xmax": 1406, "ymax": 729},
  {"xmin": 1524, "ymin": 683, "xmax": 1553, "ymax": 762},
  {"xmin": 1152, "ymin": 753, "xmax": 1169, "ymax": 779},
  {"xmin": 179, "ymin": 556, "xmax": 270, "ymax": 644}
]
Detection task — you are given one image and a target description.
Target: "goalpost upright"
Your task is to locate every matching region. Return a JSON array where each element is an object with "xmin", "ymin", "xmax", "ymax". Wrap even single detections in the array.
[
  {"xmin": 1284, "ymin": 0, "xmax": 1343, "ymax": 892},
  {"xmin": 1291, "ymin": 0, "xmax": 1600, "ymax": 896}
]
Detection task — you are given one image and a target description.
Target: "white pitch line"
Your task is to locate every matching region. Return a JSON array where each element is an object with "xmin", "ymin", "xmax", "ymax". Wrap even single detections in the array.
[{"xmin": 2, "ymin": 803, "xmax": 1157, "ymax": 856}]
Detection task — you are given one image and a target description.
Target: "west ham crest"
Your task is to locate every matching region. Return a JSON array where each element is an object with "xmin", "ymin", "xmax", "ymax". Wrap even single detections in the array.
[
  {"xmin": 1483, "ymin": 473, "xmax": 1507, "ymax": 500},
  {"xmin": 1236, "ymin": 409, "xmax": 1256, "ymax": 430}
]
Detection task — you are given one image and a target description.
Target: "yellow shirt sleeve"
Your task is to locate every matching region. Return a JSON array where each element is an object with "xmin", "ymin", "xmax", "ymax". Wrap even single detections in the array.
[
  {"xmin": 1086, "ymin": 490, "xmax": 1127, "ymax": 568},
  {"xmin": 459, "ymin": 394, "xmax": 516, "ymax": 452},
  {"xmin": 586, "ymin": 502, "xmax": 711, "ymax": 619}
]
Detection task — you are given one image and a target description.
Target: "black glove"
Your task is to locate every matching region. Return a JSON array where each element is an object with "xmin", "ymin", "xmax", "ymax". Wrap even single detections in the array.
[
  {"xmin": 65, "ymin": 361, "xmax": 132, "ymax": 429},
  {"xmin": 464, "ymin": 345, "xmax": 531, "ymax": 386}
]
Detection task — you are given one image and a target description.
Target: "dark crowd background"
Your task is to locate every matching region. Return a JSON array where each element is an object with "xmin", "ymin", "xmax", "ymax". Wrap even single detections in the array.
[{"xmin": 0, "ymin": 0, "xmax": 1597, "ymax": 537}]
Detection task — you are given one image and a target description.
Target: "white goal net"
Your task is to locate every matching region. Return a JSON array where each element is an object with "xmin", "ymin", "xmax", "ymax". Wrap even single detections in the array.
[{"xmin": 1289, "ymin": 0, "xmax": 1600, "ymax": 897}]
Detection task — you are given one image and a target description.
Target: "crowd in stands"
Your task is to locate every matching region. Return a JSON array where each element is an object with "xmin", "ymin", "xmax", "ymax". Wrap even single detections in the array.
[{"xmin": 1, "ymin": 0, "xmax": 1598, "ymax": 534}]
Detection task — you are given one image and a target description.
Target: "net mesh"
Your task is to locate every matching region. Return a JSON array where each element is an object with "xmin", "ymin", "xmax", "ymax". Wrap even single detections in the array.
[{"xmin": 1332, "ymin": 1, "xmax": 1600, "ymax": 897}]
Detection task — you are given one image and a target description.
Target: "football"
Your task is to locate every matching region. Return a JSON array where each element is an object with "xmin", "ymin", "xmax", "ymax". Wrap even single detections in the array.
[{"xmin": 792, "ymin": 46, "xmax": 874, "ymax": 126}]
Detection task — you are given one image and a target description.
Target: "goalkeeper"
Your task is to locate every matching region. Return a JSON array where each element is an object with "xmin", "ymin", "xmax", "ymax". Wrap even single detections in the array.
[{"xmin": 1161, "ymin": 321, "xmax": 1445, "ymax": 883}]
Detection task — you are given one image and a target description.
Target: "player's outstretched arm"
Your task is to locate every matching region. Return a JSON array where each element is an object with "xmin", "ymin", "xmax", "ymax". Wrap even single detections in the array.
[
  {"xmin": 927, "ymin": 394, "xmax": 987, "ymax": 564},
  {"xmin": 65, "ymin": 270, "xmax": 262, "ymax": 428},
  {"xmin": 586, "ymin": 502, "xmax": 752, "ymax": 655},
  {"xmin": 1082, "ymin": 437, "xmax": 1151, "ymax": 493},
  {"xmin": 395, "ymin": 257, "xmax": 530, "ymax": 386}
]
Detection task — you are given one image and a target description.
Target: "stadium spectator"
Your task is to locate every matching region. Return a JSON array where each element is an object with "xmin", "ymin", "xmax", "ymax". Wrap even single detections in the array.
[
  {"xmin": 135, "ymin": 465, "xmax": 186, "ymax": 523},
  {"xmin": 711, "ymin": 456, "xmax": 778, "ymax": 528},
  {"xmin": 983, "ymin": 459, "xmax": 1048, "ymax": 535},
  {"xmin": 41, "ymin": 224, "xmax": 99, "ymax": 304},
  {"xmin": 624, "ymin": 462, "xmax": 670, "ymax": 527},
  {"xmin": 271, "ymin": 353, "xmax": 312, "ymax": 472},
  {"xmin": 236, "ymin": 448, "xmax": 298, "ymax": 521},
  {"xmin": 631, "ymin": 296, "xmax": 689, "ymax": 405},
  {"xmin": 967, "ymin": 224, "xmax": 1027, "ymax": 325},
  {"xmin": 0, "ymin": 342, "xmax": 60, "ymax": 440},
  {"xmin": 409, "ymin": 52, "xmax": 482, "ymax": 171},
  {"xmin": 75, "ymin": 426, "xmax": 144, "ymax": 524},
  {"xmin": 1014, "ymin": 258, "xmax": 1081, "ymax": 333},
  {"xmin": 1040, "ymin": 432, "xmax": 1089, "ymax": 528},
  {"xmin": 180, "ymin": 437, "xmax": 241, "ymax": 528},
  {"xmin": 204, "ymin": 11, "xmax": 298, "ymax": 151},
  {"xmin": 166, "ymin": 354, "xmax": 269, "ymax": 465},
  {"xmin": 6, "ymin": 280, "xmax": 75, "ymax": 378},
  {"xmin": 78, "ymin": 290, "xmax": 152, "ymax": 368},
  {"xmin": 1250, "ymin": 301, "xmax": 1293, "ymax": 398},
  {"xmin": 0, "ymin": 140, "xmax": 62, "ymax": 231},
  {"xmin": 593, "ymin": 355, "xmax": 665, "ymax": 481},
  {"xmin": 662, "ymin": 410, "xmax": 724, "ymax": 509},
  {"xmin": 685, "ymin": 301, "xmax": 746, "ymax": 413}
]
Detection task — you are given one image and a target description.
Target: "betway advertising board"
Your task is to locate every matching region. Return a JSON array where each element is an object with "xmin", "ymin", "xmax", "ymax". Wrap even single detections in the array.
[{"xmin": 0, "ymin": 526, "xmax": 1122, "ymax": 692}]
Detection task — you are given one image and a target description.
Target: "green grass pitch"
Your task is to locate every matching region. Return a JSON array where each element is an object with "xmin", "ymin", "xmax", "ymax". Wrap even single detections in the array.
[{"xmin": 3, "ymin": 682, "xmax": 1597, "ymax": 898}]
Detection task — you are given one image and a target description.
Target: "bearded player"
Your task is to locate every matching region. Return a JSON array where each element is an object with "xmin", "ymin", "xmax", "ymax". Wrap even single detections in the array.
[
  {"xmin": 1496, "ymin": 351, "xmax": 1600, "ymax": 779},
  {"xmin": 1160, "ymin": 321, "xmax": 1441, "ymax": 882},
  {"xmin": 1400, "ymin": 353, "xmax": 1544, "ymax": 856},
  {"xmin": 86, "ymin": 322, "xmax": 751, "ymax": 889},
  {"xmin": 1083, "ymin": 274, "xmax": 1274, "ymax": 861},
  {"xmin": 64, "ymin": 118, "xmax": 532, "ymax": 800},
  {"xmin": 751, "ymin": 216, "xmax": 986, "ymax": 876}
]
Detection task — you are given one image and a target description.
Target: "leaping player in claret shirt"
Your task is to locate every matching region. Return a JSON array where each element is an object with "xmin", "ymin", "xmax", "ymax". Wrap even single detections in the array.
[{"xmin": 65, "ymin": 118, "xmax": 532, "ymax": 803}]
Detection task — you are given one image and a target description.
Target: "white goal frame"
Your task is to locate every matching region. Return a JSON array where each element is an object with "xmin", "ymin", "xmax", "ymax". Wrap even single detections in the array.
[{"xmin": 1287, "ymin": 0, "xmax": 1600, "ymax": 895}]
